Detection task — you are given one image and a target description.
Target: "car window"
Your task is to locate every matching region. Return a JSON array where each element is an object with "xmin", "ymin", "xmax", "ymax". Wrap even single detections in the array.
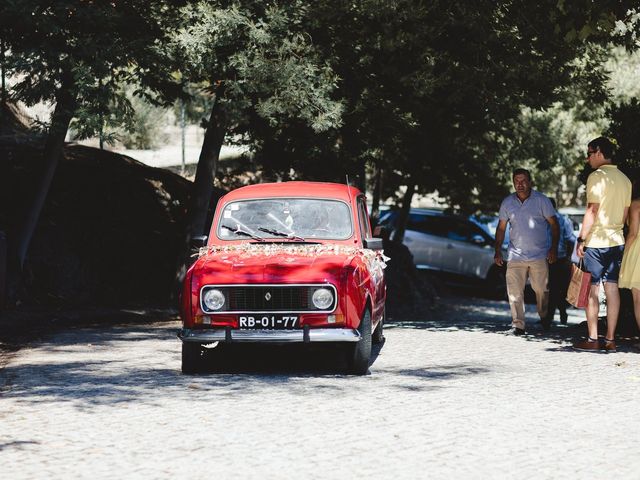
[
  {"xmin": 407, "ymin": 215, "xmax": 449, "ymax": 237},
  {"xmin": 446, "ymin": 219, "xmax": 485, "ymax": 242},
  {"xmin": 407, "ymin": 214, "xmax": 491, "ymax": 244},
  {"xmin": 218, "ymin": 198, "xmax": 353, "ymax": 240}
]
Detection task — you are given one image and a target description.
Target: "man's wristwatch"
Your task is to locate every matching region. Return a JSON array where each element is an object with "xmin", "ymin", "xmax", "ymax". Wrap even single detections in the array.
[{"xmin": 577, "ymin": 237, "xmax": 585, "ymax": 244}]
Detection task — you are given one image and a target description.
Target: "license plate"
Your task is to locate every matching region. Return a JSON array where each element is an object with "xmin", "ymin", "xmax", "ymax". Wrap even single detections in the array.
[{"xmin": 238, "ymin": 315, "xmax": 299, "ymax": 329}]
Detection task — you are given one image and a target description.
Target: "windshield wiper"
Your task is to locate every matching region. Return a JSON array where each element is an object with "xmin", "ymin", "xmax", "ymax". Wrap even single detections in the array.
[
  {"xmin": 221, "ymin": 224, "xmax": 264, "ymax": 241},
  {"xmin": 258, "ymin": 227, "xmax": 306, "ymax": 242}
]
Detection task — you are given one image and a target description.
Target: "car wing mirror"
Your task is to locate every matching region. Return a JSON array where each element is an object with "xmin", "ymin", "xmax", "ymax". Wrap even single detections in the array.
[
  {"xmin": 191, "ymin": 235, "xmax": 208, "ymax": 251},
  {"xmin": 372, "ymin": 225, "xmax": 390, "ymax": 241},
  {"xmin": 470, "ymin": 234, "xmax": 486, "ymax": 246},
  {"xmin": 363, "ymin": 237, "xmax": 384, "ymax": 251}
]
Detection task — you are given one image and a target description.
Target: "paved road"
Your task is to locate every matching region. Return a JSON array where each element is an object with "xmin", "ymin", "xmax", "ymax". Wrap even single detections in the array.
[{"xmin": 2, "ymin": 295, "xmax": 640, "ymax": 479}]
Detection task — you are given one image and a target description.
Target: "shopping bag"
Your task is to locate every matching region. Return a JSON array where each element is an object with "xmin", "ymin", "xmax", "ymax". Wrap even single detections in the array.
[{"xmin": 566, "ymin": 260, "xmax": 591, "ymax": 308}]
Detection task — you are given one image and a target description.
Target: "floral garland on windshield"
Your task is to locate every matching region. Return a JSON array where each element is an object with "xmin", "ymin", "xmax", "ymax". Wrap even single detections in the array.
[{"xmin": 196, "ymin": 242, "xmax": 389, "ymax": 267}]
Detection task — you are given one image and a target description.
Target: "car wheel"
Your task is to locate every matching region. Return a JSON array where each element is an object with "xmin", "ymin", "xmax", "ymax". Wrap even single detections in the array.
[
  {"xmin": 347, "ymin": 309, "xmax": 372, "ymax": 375},
  {"xmin": 487, "ymin": 265, "xmax": 507, "ymax": 300},
  {"xmin": 372, "ymin": 306, "xmax": 385, "ymax": 344},
  {"xmin": 182, "ymin": 342, "xmax": 204, "ymax": 374}
]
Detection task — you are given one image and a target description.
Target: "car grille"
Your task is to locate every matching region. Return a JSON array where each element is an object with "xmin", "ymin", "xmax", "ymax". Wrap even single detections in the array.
[
  {"xmin": 229, "ymin": 286, "xmax": 309, "ymax": 311},
  {"xmin": 201, "ymin": 284, "xmax": 337, "ymax": 313}
]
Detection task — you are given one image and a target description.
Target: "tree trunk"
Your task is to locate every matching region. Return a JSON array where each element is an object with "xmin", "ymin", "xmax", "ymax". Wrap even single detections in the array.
[
  {"xmin": 370, "ymin": 165, "xmax": 382, "ymax": 226},
  {"xmin": 7, "ymin": 71, "xmax": 76, "ymax": 300},
  {"xmin": 356, "ymin": 157, "xmax": 366, "ymax": 193},
  {"xmin": 188, "ymin": 85, "xmax": 226, "ymax": 238},
  {"xmin": 174, "ymin": 85, "xmax": 227, "ymax": 293},
  {"xmin": 392, "ymin": 180, "xmax": 415, "ymax": 244}
]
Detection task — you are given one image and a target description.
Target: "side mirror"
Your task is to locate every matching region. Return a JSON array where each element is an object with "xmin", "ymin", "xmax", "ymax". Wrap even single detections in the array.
[
  {"xmin": 470, "ymin": 234, "xmax": 486, "ymax": 246},
  {"xmin": 191, "ymin": 235, "xmax": 208, "ymax": 251},
  {"xmin": 363, "ymin": 237, "xmax": 384, "ymax": 251}
]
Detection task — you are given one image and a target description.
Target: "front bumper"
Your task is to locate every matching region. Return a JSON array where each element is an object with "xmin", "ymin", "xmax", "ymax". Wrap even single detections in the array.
[{"xmin": 178, "ymin": 327, "xmax": 360, "ymax": 343}]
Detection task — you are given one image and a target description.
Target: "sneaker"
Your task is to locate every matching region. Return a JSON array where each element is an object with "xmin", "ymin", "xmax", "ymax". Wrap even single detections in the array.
[
  {"xmin": 573, "ymin": 337, "xmax": 603, "ymax": 352},
  {"xmin": 507, "ymin": 327, "xmax": 526, "ymax": 336},
  {"xmin": 603, "ymin": 339, "xmax": 617, "ymax": 353}
]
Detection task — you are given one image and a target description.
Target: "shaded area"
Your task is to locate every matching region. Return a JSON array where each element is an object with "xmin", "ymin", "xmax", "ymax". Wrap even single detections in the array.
[
  {"xmin": 0, "ymin": 320, "xmax": 495, "ymax": 409},
  {"xmin": 0, "ymin": 357, "xmax": 491, "ymax": 409},
  {"xmin": 0, "ymin": 308, "xmax": 179, "ymax": 370},
  {"xmin": 388, "ymin": 278, "xmax": 640, "ymax": 353}
]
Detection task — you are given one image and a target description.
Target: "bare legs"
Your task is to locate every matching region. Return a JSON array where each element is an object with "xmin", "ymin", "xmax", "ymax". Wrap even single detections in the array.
[
  {"xmin": 603, "ymin": 282, "xmax": 620, "ymax": 340},
  {"xmin": 585, "ymin": 281, "xmax": 620, "ymax": 340},
  {"xmin": 631, "ymin": 288, "xmax": 640, "ymax": 332}
]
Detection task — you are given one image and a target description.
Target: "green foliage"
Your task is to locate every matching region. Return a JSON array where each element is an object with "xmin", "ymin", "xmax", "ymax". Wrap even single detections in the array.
[
  {"xmin": 239, "ymin": 0, "xmax": 633, "ymax": 213},
  {"xmin": 3, "ymin": 0, "xmax": 639, "ymax": 215},
  {"xmin": 1, "ymin": 0, "xmax": 184, "ymax": 125},
  {"xmin": 117, "ymin": 88, "xmax": 170, "ymax": 150},
  {"xmin": 175, "ymin": 1, "xmax": 343, "ymax": 134},
  {"xmin": 606, "ymin": 99, "xmax": 640, "ymax": 177}
]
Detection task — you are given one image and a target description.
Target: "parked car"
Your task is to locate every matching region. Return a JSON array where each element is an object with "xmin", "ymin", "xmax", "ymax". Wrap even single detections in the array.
[
  {"xmin": 469, "ymin": 213, "xmax": 509, "ymax": 249},
  {"xmin": 379, "ymin": 208, "xmax": 507, "ymax": 292},
  {"xmin": 178, "ymin": 181, "xmax": 387, "ymax": 375}
]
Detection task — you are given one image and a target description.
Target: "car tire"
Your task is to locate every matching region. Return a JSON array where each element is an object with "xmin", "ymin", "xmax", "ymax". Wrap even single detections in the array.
[
  {"xmin": 347, "ymin": 309, "xmax": 372, "ymax": 375},
  {"xmin": 487, "ymin": 265, "xmax": 507, "ymax": 300},
  {"xmin": 182, "ymin": 342, "xmax": 204, "ymax": 374},
  {"xmin": 372, "ymin": 307, "xmax": 385, "ymax": 344}
]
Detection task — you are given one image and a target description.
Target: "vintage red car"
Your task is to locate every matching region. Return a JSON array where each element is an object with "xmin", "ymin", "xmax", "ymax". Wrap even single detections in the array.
[{"xmin": 178, "ymin": 181, "xmax": 387, "ymax": 374}]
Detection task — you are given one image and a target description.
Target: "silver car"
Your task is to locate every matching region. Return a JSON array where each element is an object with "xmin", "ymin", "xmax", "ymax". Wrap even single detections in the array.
[{"xmin": 380, "ymin": 208, "xmax": 507, "ymax": 287}]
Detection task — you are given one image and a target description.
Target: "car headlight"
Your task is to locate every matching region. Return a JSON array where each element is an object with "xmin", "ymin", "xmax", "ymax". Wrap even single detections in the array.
[
  {"xmin": 312, "ymin": 288, "xmax": 334, "ymax": 310},
  {"xmin": 202, "ymin": 288, "xmax": 225, "ymax": 311}
]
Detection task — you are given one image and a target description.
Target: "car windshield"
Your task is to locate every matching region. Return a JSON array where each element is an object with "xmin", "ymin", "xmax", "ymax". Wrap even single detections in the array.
[{"xmin": 217, "ymin": 198, "xmax": 353, "ymax": 241}]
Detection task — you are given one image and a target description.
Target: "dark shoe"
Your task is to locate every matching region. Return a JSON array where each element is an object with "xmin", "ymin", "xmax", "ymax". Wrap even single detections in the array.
[
  {"xmin": 507, "ymin": 327, "xmax": 526, "ymax": 336},
  {"xmin": 573, "ymin": 337, "xmax": 604, "ymax": 352},
  {"xmin": 541, "ymin": 318, "xmax": 551, "ymax": 331},
  {"xmin": 603, "ymin": 339, "xmax": 617, "ymax": 353},
  {"xmin": 560, "ymin": 313, "xmax": 568, "ymax": 324}
]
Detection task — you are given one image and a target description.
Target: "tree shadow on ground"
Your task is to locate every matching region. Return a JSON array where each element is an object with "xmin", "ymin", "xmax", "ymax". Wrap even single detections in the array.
[
  {"xmin": 0, "ymin": 342, "xmax": 490, "ymax": 409},
  {"xmin": 388, "ymin": 279, "xmax": 640, "ymax": 354}
]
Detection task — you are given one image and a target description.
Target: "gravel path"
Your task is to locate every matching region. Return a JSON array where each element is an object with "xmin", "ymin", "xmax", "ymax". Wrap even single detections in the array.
[{"xmin": 2, "ymin": 294, "xmax": 640, "ymax": 479}]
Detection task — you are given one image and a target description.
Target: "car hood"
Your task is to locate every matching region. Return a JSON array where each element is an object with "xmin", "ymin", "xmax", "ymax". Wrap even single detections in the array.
[{"xmin": 192, "ymin": 243, "xmax": 363, "ymax": 284}]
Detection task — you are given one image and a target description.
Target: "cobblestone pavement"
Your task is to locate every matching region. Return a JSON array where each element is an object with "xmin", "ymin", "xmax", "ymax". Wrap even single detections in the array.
[{"xmin": 2, "ymin": 294, "xmax": 640, "ymax": 479}]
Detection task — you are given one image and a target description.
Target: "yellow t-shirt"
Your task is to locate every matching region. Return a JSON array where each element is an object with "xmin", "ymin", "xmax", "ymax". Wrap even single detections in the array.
[{"xmin": 585, "ymin": 164, "xmax": 631, "ymax": 248}]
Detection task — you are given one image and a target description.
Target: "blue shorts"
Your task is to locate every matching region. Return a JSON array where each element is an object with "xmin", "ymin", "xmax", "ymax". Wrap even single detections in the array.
[{"xmin": 583, "ymin": 245, "xmax": 624, "ymax": 285}]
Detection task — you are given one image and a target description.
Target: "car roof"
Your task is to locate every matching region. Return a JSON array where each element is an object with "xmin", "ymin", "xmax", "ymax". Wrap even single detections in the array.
[
  {"xmin": 381, "ymin": 207, "xmax": 457, "ymax": 218},
  {"xmin": 220, "ymin": 181, "xmax": 362, "ymax": 203},
  {"xmin": 558, "ymin": 207, "xmax": 586, "ymax": 215}
]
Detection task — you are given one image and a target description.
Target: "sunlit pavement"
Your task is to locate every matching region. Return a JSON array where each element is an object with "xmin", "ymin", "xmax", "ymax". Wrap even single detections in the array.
[{"xmin": 1, "ymin": 295, "xmax": 640, "ymax": 479}]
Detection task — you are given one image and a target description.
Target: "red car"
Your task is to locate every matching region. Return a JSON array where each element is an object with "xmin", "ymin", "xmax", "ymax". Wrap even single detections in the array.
[{"xmin": 178, "ymin": 181, "xmax": 387, "ymax": 374}]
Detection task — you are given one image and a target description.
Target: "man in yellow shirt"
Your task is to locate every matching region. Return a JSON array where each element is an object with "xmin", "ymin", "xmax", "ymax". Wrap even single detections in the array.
[{"xmin": 573, "ymin": 137, "xmax": 631, "ymax": 353}]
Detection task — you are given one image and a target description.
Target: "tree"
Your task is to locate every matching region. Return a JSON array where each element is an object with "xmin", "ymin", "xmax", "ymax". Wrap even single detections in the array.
[
  {"xmin": 243, "ymin": 1, "xmax": 636, "ymax": 236},
  {"xmin": 0, "ymin": 0, "xmax": 184, "ymax": 298},
  {"xmin": 174, "ymin": 1, "xmax": 343, "ymax": 273}
]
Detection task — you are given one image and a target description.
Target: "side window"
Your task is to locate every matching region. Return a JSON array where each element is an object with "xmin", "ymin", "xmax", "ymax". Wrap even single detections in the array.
[
  {"xmin": 446, "ymin": 219, "xmax": 474, "ymax": 242},
  {"xmin": 357, "ymin": 197, "xmax": 372, "ymax": 238},
  {"xmin": 408, "ymin": 215, "xmax": 448, "ymax": 237},
  {"xmin": 447, "ymin": 220, "xmax": 490, "ymax": 244}
]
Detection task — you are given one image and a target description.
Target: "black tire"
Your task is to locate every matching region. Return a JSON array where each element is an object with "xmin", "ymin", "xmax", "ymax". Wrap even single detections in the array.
[
  {"xmin": 486, "ymin": 265, "xmax": 507, "ymax": 300},
  {"xmin": 372, "ymin": 306, "xmax": 385, "ymax": 344},
  {"xmin": 347, "ymin": 309, "xmax": 372, "ymax": 375},
  {"xmin": 182, "ymin": 342, "xmax": 204, "ymax": 374}
]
